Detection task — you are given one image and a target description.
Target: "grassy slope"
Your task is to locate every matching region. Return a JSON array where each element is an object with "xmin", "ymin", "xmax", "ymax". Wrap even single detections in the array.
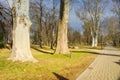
[{"xmin": 0, "ymin": 47, "xmax": 97, "ymax": 80}]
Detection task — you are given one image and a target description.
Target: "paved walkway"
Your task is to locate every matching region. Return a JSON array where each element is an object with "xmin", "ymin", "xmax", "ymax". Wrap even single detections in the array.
[{"xmin": 76, "ymin": 46, "xmax": 120, "ymax": 80}]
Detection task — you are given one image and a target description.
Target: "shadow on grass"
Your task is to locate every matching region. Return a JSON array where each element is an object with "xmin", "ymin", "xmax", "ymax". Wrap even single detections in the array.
[
  {"xmin": 31, "ymin": 46, "xmax": 53, "ymax": 55},
  {"xmin": 118, "ymin": 77, "xmax": 120, "ymax": 80},
  {"xmin": 31, "ymin": 46, "xmax": 72, "ymax": 58},
  {"xmin": 52, "ymin": 72, "xmax": 69, "ymax": 80},
  {"xmin": 31, "ymin": 46, "xmax": 120, "ymax": 57},
  {"xmin": 115, "ymin": 60, "xmax": 120, "ymax": 66},
  {"xmin": 88, "ymin": 47, "xmax": 103, "ymax": 50},
  {"xmin": 72, "ymin": 51, "xmax": 120, "ymax": 57}
]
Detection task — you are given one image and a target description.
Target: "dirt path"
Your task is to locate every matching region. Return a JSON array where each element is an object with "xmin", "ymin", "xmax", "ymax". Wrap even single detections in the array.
[{"xmin": 76, "ymin": 46, "xmax": 120, "ymax": 80}]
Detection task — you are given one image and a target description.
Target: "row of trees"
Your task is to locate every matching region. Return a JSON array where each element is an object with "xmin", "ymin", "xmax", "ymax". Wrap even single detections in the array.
[
  {"xmin": 30, "ymin": 0, "xmax": 58, "ymax": 49},
  {"xmin": 0, "ymin": 0, "xmax": 119, "ymax": 62},
  {"xmin": 76, "ymin": 0, "xmax": 108, "ymax": 47},
  {"xmin": 29, "ymin": 0, "xmax": 119, "ymax": 48},
  {"xmin": 76, "ymin": 0, "xmax": 120, "ymax": 47},
  {"xmin": 4, "ymin": 0, "xmax": 71, "ymax": 62}
]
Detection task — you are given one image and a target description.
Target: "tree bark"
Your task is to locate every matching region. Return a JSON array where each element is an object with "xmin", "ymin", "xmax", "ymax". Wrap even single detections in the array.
[
  {"xmin": 39, "ymin": 0, "xmax": 43, "ymax": 48},
  {"xmin": 54, "ymin": 0, "xmax": 70, "ymax": 54},
  {"xmin": 50, "ymin": 0, "xmax": 56, "ymax": 49},
  {"xmin": 92, "ymin": 35, "xmax": 98, "ymax": 47},
  {"xmin": 77, "ymin": 0, "xmax": 106, "ymax": 48},
  {"xmin": 8, "ymin": 0, "xmax": 37, "ymax": 62}
]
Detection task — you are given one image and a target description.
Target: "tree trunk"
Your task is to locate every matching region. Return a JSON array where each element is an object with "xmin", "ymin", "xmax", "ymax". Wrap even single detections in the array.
[
  {"xmin": 54, "ymin": 0, "xmax": 70, "ymax": 54},
  {"xmin": 50, "ymin": 27, "xmax": 54, "ymax": 49},
  {"xmin": 50, "ymin": 41, "xmax": 54, "ymax": 49},
  {"xmin": 39, "ymin": 0, "xmax": 43, "ymax": 48},
  {"xmin": 8, "ymin": 0, "xmax": 37, "ymax": 62},
  {"xmin": 92, "ymin": 35, "xmax": 98, "ymax": 48}
]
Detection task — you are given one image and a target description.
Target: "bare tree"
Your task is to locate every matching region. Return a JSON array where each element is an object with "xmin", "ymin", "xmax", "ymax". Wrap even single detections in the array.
[
  {"xmin": 76, "ymin": 0, "xmax": 107, "ymax": 47},
  {"xmin": 112, "ymin": 0, "xmax": 120, "ymax": 20},
  {"xmin": 30, "ymin": 0, "xmax": 43, "ymax": 48},
  {"xmin": 7, "ymin": 0, "xmax": 37, "ymax": 62},
  {"xmin": 30, "ymin": 0, "xmax": 59, "ymax": 49},
  {"xmin": 0, "ymin": 1, "xmax": 12, "ymax": 47},
  {"xmin": 55, "ymin": 0, "xmax": 70, "ymax": 54},
  {"xmin": 103, "ymin": 16, "xmax": 120, "ymax": 46},
  {"xmin": 49, "ymin": 0, "xmax": 58, "ymax": 49},
  {"xmin": 38, "ymin": 0, "xmax": 43, "ymax": 48},
  {"xmin": 68, "ymin": 27, "xmax": 82, "ymax": 46},
  {"xmin": 82, "ymin": 20, "xmax": 92, "ymax": 45}
]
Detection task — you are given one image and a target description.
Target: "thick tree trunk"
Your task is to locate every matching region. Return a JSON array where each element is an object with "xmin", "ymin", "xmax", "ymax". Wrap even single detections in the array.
[
  {"xmin": 92, "ymin": 35, "xmax": 98, "ymax": 48},
  {"xmin": 8, "ymin": 0, "xmax": 37, "ymax": 62},
  {"xmin": 54, "ymin": 0, "xmax": 70, "ymax": 54},
  {"xmin": 50, "ymin": 41, "xmax": 54, "ymax": 49}
]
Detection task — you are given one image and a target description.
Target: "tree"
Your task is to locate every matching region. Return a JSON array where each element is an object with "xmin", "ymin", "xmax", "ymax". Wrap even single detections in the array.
[
  {"xmin": 102, "ymin": 17, "xmax": 120, "ymax": 46},
  {"xmin": 30, "ymin": 0, "xmax": 58, "ymax": 49},
  {"xmin": 111, "ymin": 0, "xmax": 120, "ymax": 46},
  {"xmin": 38, "ymin": 0, "xmax": 43, "ymax": 48},
  {"xmin": 30, "ymin": 0, "xmax": 43, "ymax": 48},
  {"xmin": 68, "ymin": 27, "xmax": 82, "ymax": 46},
  {"xmin": 7, "ymin": 0, "xmax": 37, "ymax": 62},
  {"xmin": 82, "ymin": 21, "xmax": 92, "ymax": 45},
  {"xmin": 55, "ymin": 0, "xmax": 70, "ymax": 54},
  {"xmin": 76, "ymin": 0, "xmax": 107, "ymax": 47},
  {"xmin": 50, "ymin": 0, "xmax": 58, "ymax": 49},
  {"xmin": 0, "ymin": 1, "xmax": 12, "ymax": 47},
  {"xmin": 112, "ymin": 0, "xmax": 120, "ymax": 25}
]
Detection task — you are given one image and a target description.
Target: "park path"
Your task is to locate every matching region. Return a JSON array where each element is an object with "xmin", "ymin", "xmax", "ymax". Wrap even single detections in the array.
[{"xmin": 76, "ymin": 46, "xmax": 120, "ymax": 80}]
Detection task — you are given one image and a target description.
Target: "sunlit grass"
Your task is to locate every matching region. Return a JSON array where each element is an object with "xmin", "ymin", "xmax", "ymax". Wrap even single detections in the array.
[{"xmin": 0, "ymin": 47, "xmax": 98, "ymax": 80}]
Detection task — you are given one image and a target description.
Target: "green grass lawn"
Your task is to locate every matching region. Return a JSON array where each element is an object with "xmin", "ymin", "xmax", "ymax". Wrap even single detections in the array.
[{"xmin": 0, "ymin": 47, "xmax": 98, "ymax": 80}]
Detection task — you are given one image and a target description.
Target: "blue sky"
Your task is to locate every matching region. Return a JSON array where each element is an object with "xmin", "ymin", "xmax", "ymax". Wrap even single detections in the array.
[
  {"xmin": 69, "ymin": 0, "xmax": 114, "ymax": 33},
  {"xmin": 43, "ymin": 0, "xmax": 114, "ymax": 33}
]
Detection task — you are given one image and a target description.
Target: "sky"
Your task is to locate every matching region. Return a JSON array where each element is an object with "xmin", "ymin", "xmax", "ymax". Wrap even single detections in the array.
[
  {"xmin": 0, "ymin": 0, "xmax": 114, "ymax": 33},
  {"xmin": 68, "ymin": 0, "xmax": 114, "ymax": 33}
]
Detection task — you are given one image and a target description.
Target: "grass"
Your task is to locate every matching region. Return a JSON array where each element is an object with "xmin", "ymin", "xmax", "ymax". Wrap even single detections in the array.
[
  {"xmin": 116, "ymin": 46, "xmax": 120, "ymax": 50},
  {"xmin": 0, "ymin": 46, "xmax": 98, "ymax": 80}
]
